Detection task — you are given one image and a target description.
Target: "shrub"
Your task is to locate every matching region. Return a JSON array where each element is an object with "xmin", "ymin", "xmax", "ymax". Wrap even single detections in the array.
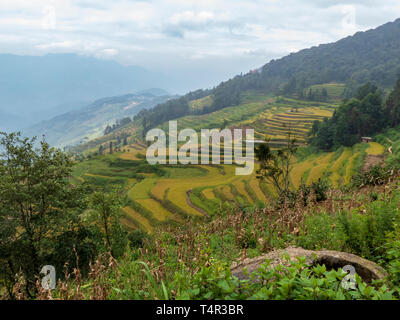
[
  {"xmin": 128, "ymin": 230, "xmax": 149, "ymax": 248},
  {"xmin": 352, "ymin": 165, "xmax": 394, "ymax": 188},
  {"xmin": 178, "ymin": 256, "xmax": 394, "ymax": 300}
]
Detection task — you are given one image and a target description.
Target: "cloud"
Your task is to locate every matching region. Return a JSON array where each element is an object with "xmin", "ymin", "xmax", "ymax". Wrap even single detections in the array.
[{"xmin": 0, "ymin": 0, "xmax": 399, "ymax": 93}]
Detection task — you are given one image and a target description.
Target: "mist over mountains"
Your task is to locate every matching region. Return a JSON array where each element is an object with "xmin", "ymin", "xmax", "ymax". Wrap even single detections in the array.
[
  {"xmin": 0, "ymin": 53, "xmax": 171, "ymax": 130},
  {"xmin": 23, "ymin": 90, "xmax": 173, "ymax": 148}
]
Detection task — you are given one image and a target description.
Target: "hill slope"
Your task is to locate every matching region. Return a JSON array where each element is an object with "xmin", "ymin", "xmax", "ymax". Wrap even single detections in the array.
[
  {"xmin": 131, "ymin": 18, "xmax": 400, "ymax": 131},
  {"xmin": 24, "ymin": 92, "xmax": 173, "ymax": 148}
]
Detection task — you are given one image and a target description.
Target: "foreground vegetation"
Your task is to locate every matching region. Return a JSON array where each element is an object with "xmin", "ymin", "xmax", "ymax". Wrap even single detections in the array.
[
  {"xmin": 2, "ymin": 122, "xmax": 400, "ymax": 300},
  {"xmin": 2, "ymin": 78, "xmax": 400, "ymax": 300},
  {"xmin": 10, "ymin": 172, "xmax": 400, "ymax": 300}
]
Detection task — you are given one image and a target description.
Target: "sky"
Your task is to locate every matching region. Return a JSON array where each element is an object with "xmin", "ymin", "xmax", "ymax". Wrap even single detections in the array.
[{"xmin": 1, "ymin": 0, "xmax": 400, "ymax": 93}]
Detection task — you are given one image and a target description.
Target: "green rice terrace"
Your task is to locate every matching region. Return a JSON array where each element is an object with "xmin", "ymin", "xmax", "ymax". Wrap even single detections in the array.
[
  {"xmin": 71, "ymin": 85, "xmax": 388, "ymax": 234},
  {"xmin": 72, "ymin": 140, "xmax": 386, "ymax": 233}
]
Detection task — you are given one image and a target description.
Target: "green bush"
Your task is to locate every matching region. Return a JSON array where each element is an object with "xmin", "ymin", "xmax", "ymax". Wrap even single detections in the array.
[
  {"xmin": 177, "ymin": 256, "xmax": 394, "ymax": 300},
  {"xmin": 352, "ymin": 165, "xmax": 394, "ymax": 188},
  {"xmin": 128, "ymin": 230, "xmax": 149, "ymax": 248}
]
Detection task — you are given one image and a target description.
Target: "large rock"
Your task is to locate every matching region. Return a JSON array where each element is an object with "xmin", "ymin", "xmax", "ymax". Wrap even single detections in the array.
[{"xmin": 231, "ymin": 247, "xmax": 387, "ymax": 283}]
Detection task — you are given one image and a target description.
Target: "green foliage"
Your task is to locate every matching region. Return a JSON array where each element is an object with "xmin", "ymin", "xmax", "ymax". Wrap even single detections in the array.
[
  {"xmin": 177, "ymin": 256, "xmax": 393, "ymax": 300},
  {"xmin": 298, "ymin": 194, "xmax": 400, "ymax": 261},
  {"xmin": 384, "ymin": 77, "xmax": 400, "ymax": 127},
  {"xmin": 132, "ymin": 19, "xmax": 400, "ymax": 134},
  {"xmin": 127, "ymin": 230, "xmax": 149, "ymax": 248},
  {"xmin": 256, "ymin": 136, "xmax": 297, "ymax": 201},
  {"xmin": 384, "ymin": 225, "xmax": 400, "ymax": 289},
  {"xmin": 0, "ymin": 132, "xmax": 94, "ymax": 297},
  {"xmin": 297, "ymin": 213, "xmax": 344, "ymax": 251},
  {"xmin": 87, "ymin": 191, "xmax": 128, "ymax": 258},
  {"xmin": 295, "ymin": 179, "xmax": 330, "ymax": 207},
  {"xmin": 309, "ymin": 83, "xmax": 386, "ymax": 151},
  {"xmin": 352, "ymin": 165, "xmax": 395, "ymax": 188}
]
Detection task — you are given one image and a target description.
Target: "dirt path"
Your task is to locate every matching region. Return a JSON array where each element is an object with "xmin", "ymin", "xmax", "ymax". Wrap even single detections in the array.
[
  {"xmin": 363, "ymin": 155, "xmax": 384, "ymax": 172},
  {"xmin": 186, "ymin": 189, "xmax": 210, "ymax": 218}
]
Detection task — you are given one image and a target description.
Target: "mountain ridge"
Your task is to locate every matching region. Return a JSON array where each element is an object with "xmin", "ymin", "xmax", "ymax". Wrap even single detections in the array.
[
  {"xmin": 124, "ymin": 17, "xmax": 400, "ymax": 133},
  {"xmin": 23, "ymin": 91, "xmax": 174, "ymax": 148}
]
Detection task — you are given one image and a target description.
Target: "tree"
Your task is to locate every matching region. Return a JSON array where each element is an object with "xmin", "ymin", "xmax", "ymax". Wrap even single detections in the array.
[
  {"xmin": 87, "ymin": 191, "xmax": 127, "ymax": 258},
  {"xmin": 142, "ymin": 117, "xmax": 148, "ymax": 139},
  {"xmin": 109, "ymin": 141, "xmax": 113, "ymax": 154},
  {"xmin": 307, "ymin": 89, "xmax": 314, "ymax": 101},
  {"xmin": 321, "ymin": 88, "xmax": 328, "ymax": 101},
  {"xmin": 99, "ymin": 144, "xmax": 104, "ymax": 155},
  {"xmin": 309, "ymin": 83, "xmax": 385, "ymax": 151},
  {"xmin": 255, "ymin": 129, "xmax": 298, "ymax": 202},
  {"xmin": 104, "ymin": 125, "xmax": 112, "ymax": 135},
  {"xmin": 0, "ymin": 132, "xmax": 89, "ymax": 297},
  {"xmin": 384, "ymin": 76, "xmax": 400, "ymax": 127}
]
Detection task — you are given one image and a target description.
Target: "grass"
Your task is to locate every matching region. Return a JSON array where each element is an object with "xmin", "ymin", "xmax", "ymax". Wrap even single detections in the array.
[
  {"xmin": 190, "ymin": 95, "xmax": 213, "ymax": 111},
  {"xmin": 306, "ymin": 153, "xmax": 334, "ymax": 184},
  {"xmin": 135, "ymin": 199, "xmax": 173, "ymax": 222},
  {"xmin": 290, "ymin": 156, "xmax": 318, "ymax": 188},
  {"xmin": 121, "ymin": 206, "xmax": 153, "ymax": 233},
  {"xmin": 344, "ymin": 152, "xmax": 361, "ymax": 184},
  {"xmin": 366, "ymin": 142, "xmax": 385, "ymax": 155},
  {"xmin": 308, "ymin": 83, "xmax": 345, "ymax": 99},
  {"xmin": 328, "ymin": 148, "xmax": 352, "ymax": 187},
  {"xmin": 129, "ymin": 179, "xmax": 157, "ymax": 200},
  {"xmin": 233, "ymin": 180, "xmax": 253, "ymax": 203},
  {"xmin": 202, "ymin": 188, "xmax": 216, "ymax": 200},
  {"xmin": 249, "ymin": 174, "xmax": 266, "ymax": 202}
]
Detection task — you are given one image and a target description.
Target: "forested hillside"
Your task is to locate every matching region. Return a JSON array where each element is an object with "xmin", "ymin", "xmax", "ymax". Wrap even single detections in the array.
[
  {"xmin": 310, "ymin": 78, "xmax": 400, "ymax": 151},
  {"xmin": 133, "ymin": 18, "xmax": 400, "ymax": 131}
]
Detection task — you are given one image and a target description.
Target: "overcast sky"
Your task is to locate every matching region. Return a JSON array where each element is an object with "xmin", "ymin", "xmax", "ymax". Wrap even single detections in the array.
[{"xmin": 1, "ymin": 0, "xmax": 400, "ymax": 92}]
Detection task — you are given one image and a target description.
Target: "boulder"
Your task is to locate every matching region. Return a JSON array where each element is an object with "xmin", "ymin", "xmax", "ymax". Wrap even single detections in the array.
[{"xmin": 230, "ymin": 247, "xmax": 388, "ymax": 283}]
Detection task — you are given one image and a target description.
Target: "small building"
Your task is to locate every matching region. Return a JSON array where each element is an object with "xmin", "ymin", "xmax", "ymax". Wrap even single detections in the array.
[{"xmin": 361, "ymin": 137, "xmax": 373, "ymax": 143}]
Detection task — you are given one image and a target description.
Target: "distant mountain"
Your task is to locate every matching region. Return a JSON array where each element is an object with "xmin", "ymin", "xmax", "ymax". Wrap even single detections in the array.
[
  {"xmin": 23, "ymin": 92, "xmax": 174, "ymax": 148},
  {"xmin": 132, "ymin": 18, "xmax": 400, "ymax": 130},
  {"xmin": 0, "ymin": 53, "xmax": 171, "ymax": 130},
  {"xmin": 137, "ymin": 88, "xmax": 170, "ymax": 96}
]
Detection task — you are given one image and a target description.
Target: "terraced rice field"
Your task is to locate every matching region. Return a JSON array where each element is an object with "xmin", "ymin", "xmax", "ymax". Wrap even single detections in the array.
[
  {"xmin": 366, "ymin": 142, "xmax": 385, "ymax": 155},
  {"xmin": 289, "ymin": 142, "xmax": 384, "ymax": 189},
  {"xmin": 308, "ymin": 83, "xmax": 345, "ymax": 100},
  {"xmin": 73, "ymin": 141, "xmax": 385, "ymax": 233},
  {"xmin": 120, "ymin": 144, "xmax": 146, "ymax": 160},
  {"xmin": 290, "ymin": 156, "xmax": 318, "ymax": 188},
  {"xmin": 129, "ymin": 178, "xmax": 157, "ymax": 200},
  {"xmin": 135, "ymin": 199, "xmax": 173, "ymax": 222},
  {"xmin": 306, "ymin": 153, "xmax": 334, "ymax": 184},
  {"xmin": 72, "ymin": 88, "xmax": 388, "ymax": 233},
  {"xmin": 344, "ymin": 152, "xmax": 362, "ymax": 184},
  {"xmin": 233, "ymin": 180, "xmax": 253, "ymax": 203},
  {"xmin": 328, "ymin": 148, "xmax": 353, "ymax": 187},
  {"xmin": 122, "ymin": 206, "xmax": 153, "ymax": 233},
  {"xmin": 202, "ymin": 188, "xmax": 216, "ymax": 200}
]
